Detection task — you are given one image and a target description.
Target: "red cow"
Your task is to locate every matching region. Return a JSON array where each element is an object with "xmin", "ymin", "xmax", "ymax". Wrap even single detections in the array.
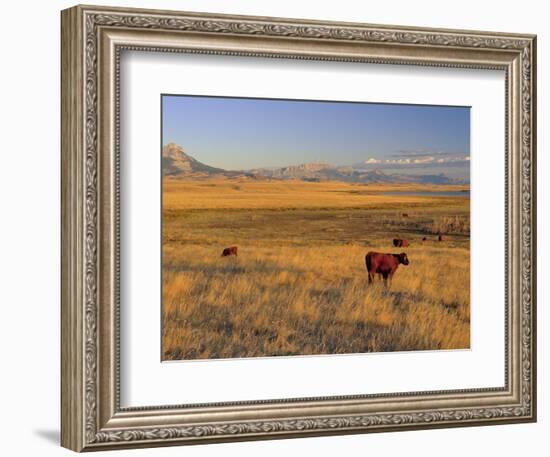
[
  {"xmin": 365, "ymin": 251, "xmax": 409, "ymax": 287},
  {"xmin": 393, "ymin": 238, "xmax": 410, "ymax": 248},
  {"xmin": 221, "ymin": 246, "xmax": 238, "ymax": 257}
]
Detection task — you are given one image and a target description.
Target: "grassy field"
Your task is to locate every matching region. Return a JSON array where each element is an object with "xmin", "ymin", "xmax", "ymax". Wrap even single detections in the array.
[{"xmin": 162, "ymin": 178, "xmax": 470, "ymax": 360}]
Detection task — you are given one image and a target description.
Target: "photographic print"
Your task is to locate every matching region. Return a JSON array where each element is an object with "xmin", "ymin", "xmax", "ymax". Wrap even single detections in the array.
[{"xmin": 161, "ymin": 95, "xmax": 471, "ymax": 361}]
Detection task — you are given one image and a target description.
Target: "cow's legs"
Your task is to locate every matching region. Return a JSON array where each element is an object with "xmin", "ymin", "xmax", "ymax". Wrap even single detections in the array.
[
  {"xmin": 382, "ymin": 273, "xmax": 389, "ymax": 288},
  {"xmin": 368, "ymin": 273, "xmax": 374, "ymax": 284}
]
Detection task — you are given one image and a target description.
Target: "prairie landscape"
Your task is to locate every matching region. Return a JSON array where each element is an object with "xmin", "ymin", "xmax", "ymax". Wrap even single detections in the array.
[{"xmin": 162, "ymin": 178, "xmax": 470, "ymax": 360}]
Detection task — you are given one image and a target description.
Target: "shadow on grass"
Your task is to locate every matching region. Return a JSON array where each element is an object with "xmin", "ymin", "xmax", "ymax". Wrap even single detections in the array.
[{"xmin": 163, "ymin": 260, "xmax": 307, "ymax": 275}]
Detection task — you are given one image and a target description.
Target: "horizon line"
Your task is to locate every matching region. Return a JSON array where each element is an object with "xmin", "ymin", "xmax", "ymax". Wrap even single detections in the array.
[{"xmin": 162, "ymin": 142, "xmax": 471, "ymax": 176}]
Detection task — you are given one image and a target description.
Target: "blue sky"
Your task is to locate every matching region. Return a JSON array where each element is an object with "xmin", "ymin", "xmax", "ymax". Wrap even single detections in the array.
[{"xmin": 162, "ymin": 95, "xmax": 470, "ymax": 179}]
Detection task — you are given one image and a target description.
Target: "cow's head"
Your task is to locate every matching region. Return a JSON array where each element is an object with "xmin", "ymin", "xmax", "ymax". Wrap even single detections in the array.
[{"xmin": 398, "ymin": 253, "xmax": 409, "ymax": 265}]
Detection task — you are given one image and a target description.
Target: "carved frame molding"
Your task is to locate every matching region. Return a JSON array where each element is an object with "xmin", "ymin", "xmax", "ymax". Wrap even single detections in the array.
[{"xmin": 61, "ymin": 5, "xmax": 536, "ymax": 452}]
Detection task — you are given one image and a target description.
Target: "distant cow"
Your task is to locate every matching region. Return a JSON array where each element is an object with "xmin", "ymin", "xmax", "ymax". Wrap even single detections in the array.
[
  {"xmin": 402, "ymin": 213, "xmax": 409, "ymax": 218},
  {"xmin": 422, "ymin": 237, "xmax": 427, "ymax": 241},
  {"xmin": 365, "ymin": 251, "xmax": 410, "ymax": 287},
  {"xmin": 221, "ymin": 246, "xmax": 238, "ymax": 257},
  {"xmin": 345, "ymin": 240, "xmax": 355, "ymax": 246},
  {"xmin": 393, "ymin": 238, "xmax": 410, "ymax": 248},
  {"xmin": 438, "ymin": 235, "xmax": 444, "ymax": 242}
]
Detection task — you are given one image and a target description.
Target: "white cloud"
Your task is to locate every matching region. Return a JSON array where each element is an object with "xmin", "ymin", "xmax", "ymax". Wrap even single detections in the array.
[
  {"xmin": 358, "ymin": 151, "xmax": 470, "ymax": 170},
  {"xmin": 413, "ymin": 157, "xmax": 434, "ymax": 164},
  {"xmin": 365, "ymin": 158, "xmax": 381, "ymax": 164}
]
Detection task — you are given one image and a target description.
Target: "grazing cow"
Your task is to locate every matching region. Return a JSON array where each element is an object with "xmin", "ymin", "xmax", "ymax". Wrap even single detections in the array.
[
  {"xmin": 393, "ymin": 238, "xmax": 410, "ymax": 248},
  {"xmin": 402, "ymin": 213, "xmax": 409, "ymax": 217},
  {"xmin": 438, "ymin": 235, "xmax": 444, "ymax": 242},
  {"xmin": 221, "ymin": 246, "xmax": 238, "ymax": 257},
  {"xmin": 365, "ymin": 251, "xmax": 409, "ymax": 287},
  {"xmin": 422, "ymin": 237, "xmax": 427, "ymax": 241}
]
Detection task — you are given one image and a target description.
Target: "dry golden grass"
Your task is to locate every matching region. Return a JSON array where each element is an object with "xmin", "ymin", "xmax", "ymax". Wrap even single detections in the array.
[
  {"xmin": 162, "ymin": 178, "xmax": 470, "ymax": 360},
  {"xmin": 163, "ymin": 177, "xmax": 470, "ymax": 210}
]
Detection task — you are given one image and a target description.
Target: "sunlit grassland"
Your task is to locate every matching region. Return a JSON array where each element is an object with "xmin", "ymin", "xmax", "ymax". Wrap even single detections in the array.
[
  {"xmin": 163, "ymin": 177, "xmax": 470, "ymax": 210},
  {"xmin": 162, "ymin": 178, "xmax": 470, "ymax": 360}
]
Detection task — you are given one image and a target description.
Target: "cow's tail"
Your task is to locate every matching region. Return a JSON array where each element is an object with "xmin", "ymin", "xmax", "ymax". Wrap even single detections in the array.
[{"xmin": 365, "ymin": 253, "xmax": 371, "ymax": 272}]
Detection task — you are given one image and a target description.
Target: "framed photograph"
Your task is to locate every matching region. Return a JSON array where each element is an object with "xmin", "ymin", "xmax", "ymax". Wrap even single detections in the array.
[{"xmin": 61, "ymin": 4, "xmax": 537, "ymax": 452}]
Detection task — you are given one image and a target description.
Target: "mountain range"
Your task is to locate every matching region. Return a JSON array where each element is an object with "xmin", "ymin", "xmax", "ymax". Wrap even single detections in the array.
[{"xmin": 162, "ymin": 143, "xmax": 466, "ymax": 185}]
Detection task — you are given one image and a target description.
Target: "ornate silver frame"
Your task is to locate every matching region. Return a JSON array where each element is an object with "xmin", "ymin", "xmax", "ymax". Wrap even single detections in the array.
[{"xmin": 61, "ymin": 4, "xmax": 537, "ymax": 452}]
